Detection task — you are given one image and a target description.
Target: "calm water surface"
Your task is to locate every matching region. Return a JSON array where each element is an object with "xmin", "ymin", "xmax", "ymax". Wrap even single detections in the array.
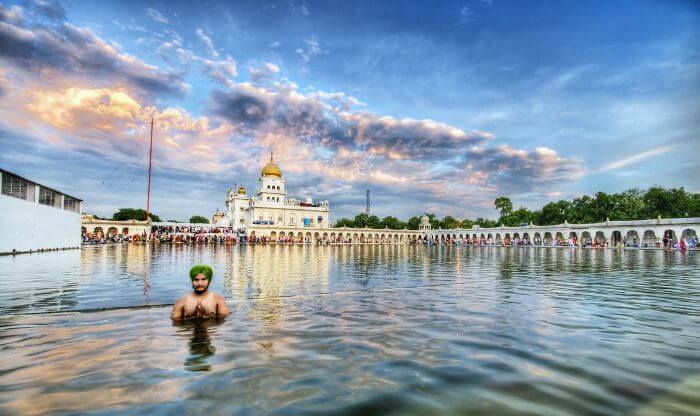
[{"xmin": 0, "ymin": 245, "xmax": 699, "ymax": 415}]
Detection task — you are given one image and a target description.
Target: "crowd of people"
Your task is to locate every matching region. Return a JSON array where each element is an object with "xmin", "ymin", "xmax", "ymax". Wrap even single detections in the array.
[{"xmin": 81, "ymin": 227, "xmax": 697, "ymax": 250}]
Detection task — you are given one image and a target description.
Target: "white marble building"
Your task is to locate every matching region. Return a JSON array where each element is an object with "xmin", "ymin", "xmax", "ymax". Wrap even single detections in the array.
[
  {"xmin": 217, "ymin": 156, "xmax": 331, "ymax": 231},
  {"xmin": 1, "ymin": 169, "xmax": 82, "ymax": 254}
]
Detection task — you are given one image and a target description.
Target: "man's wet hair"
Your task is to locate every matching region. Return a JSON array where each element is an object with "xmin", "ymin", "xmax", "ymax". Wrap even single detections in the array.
[{"xmin": 190, "ymin": 264, "xmax": 213, "ymax": 282}]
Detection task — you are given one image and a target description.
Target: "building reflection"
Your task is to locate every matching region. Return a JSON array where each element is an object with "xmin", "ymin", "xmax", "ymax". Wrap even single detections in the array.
[{"xmin": 219, "ymin": 245, "xmax": 331, "ymax": 328}]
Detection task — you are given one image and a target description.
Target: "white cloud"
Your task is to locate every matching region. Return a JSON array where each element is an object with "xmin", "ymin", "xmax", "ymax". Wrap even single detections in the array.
[
  {"xmin": 146, "ymin": 8, "xmax": 168, "ymax": 24},
  {"xmin": 195, "ymin": 28, "xmax": 218, "ymax": 58},
  {"xmin": 598, "ymin": 145, "xmax": 675, "ymax": 172}
]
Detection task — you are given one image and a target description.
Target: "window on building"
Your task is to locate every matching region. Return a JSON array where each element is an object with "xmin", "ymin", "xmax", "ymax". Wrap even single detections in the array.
[
  {"xmin": 1, "ymin": 172, "xmax": 29, "ymax": 200},
  {"xmin": 289, "ymin": 216, "xmax": 295, "ymax": 226},
  {"xmin": 38, "ymin": 187, "xmax": 57, "ymax": 207},
  {"xmin": 63, "ymin": 196, "xmax": 80, "ymax": 213},
  {"xmin": 278, "ymin": 215, "xmax": 283, "ymax": 223}
]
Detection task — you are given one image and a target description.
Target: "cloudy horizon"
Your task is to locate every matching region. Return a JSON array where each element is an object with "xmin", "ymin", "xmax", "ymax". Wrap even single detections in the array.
[{"xmin": 1, "ymin": 0, "xmax": 698, "ymax": 222}]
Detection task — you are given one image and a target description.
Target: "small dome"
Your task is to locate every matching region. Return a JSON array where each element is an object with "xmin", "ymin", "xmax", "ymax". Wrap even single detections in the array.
[
  {"xmin": 261, "ymin": 154, "xmax": 282, "ymax": 177},
  {"xmin": 237, "ymin": 186, "xmax": 246, "ymax": 195},
  {"xmin": 420, "ymin": 215, "xmax": 430, "ymax": 225}
]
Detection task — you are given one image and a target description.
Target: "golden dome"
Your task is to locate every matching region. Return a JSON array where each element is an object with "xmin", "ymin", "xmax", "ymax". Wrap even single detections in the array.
[
  {"xmin": 237, "ymin": 186, "xmax": 246, "ymax": 195},
  {"xmin": 260, "ymin": 154, "xmax": 282, "ymax": 177}
]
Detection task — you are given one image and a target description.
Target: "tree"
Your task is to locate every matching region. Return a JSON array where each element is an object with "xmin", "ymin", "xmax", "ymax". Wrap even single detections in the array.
[
  {"xmin": 494, "ymin": 197, "xmax": 513, "ymax": 218},
  {"xmin": 502, "ymin": 207, "xmax": 534, "ymax": 226},
  {"xmin": 189, "ymin": 215, "xmax": 210, "ymax": 224},
  {"xmin": 440, "ymin": 215, "xmax": 460, "ymax": 229},
  {"xmin": 460, "ymin": 219, "xmax": 475, "ymax": 229},
  {"xmin": 335, "ymin": 217, "xmax": 355, "ymax": 227},
  {"xmin": 167, "ymin": 219, "xmax": 181, "ymax": 223},
  {"xmin": 537, "ymin": 200, "xmax": 572, "ymax": 225},
  {"xmin": 407, "ymin": 216, "xmax": 421, "ymax": 230},
  {"xmin": 367, "ymin": 215, "xmax": 382, "ymax": 228},
  {"xmin": 353, "ymin": 213, "xmax": 369, "ymax": 228},
  {"xmin": 476, "ymin": 217, "xmax": 498, "ymax": 228},
  {"xmin": 112, "ymin": 208, "xmax": 161, "ymax": 222},
  {"xmin": 381, "ymin": 216, "xmax": 406, "ymax": 229}
]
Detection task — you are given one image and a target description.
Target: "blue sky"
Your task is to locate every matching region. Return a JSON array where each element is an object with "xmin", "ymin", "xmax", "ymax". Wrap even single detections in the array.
[{"xmin": 0, "ymin": 0, "xmax": 698, "ymax": 221}]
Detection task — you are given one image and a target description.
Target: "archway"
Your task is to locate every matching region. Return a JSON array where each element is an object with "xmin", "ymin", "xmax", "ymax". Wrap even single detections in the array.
[
  {"xmin": 495, "ymin": 233, "xmax": 502, "ymax": 245},
  {"xmin": 107, "ymin": 227, "xmax": 118, "ymax": 237},
  {"xmin": 625, "ymin": 230, "xmax": 640, "ymax": 247},
  {"xmin": 681, "ymin": 228, "xmax": 697, "ymax": 242},
  {"xmin": 610, "ymin": 230, "xmax": 623, "ymax": 245},
  {"xmin": 555, "ymin": 232, "xmax": 564, "ymax": 245},
  {"xmin": 313, "ymin": 232, "xmax": 320, "ymax": 243},
  {"xmin": 581, "ymin": 231, "xmax": 592, "ymax": 246},
  {"xmin": 360, "ymin": 234, "xmax": 366, "ymax": 243},
  {"xmin": 81, "ymin": 226, "xmax": 87, "ymax": 235},
  {"xmin": 270, "ymin": 231, "xmax": 277, "ymax": 242},
  {"xmin": 522, "ymin": 232, "xmax": 529, "ymax": 244},
  {"xmin": 93, "ymin": 227, "xmax": 103, "ymax": 238},
  {"xmin": 122, "ymin": 227, "xmax": 129, "ymax": 236},
  {"xmin": 642, "ymin": 230, "xmax": 656, "ymax": 247},
  {"xmin": 533, "ymin": 232, "xmax": 541, "ymax": 245},
  {"xmin": 305, "ymin": 232, "xmax": 312, "ymax": 243},
  {"xmin": 543, "ymin": 232, "xmax": 553, "ymax": 245},
  {"xmin": 594, "ymin": 231, "xmax": 606, "ymax": 246},
  {"xmin": 569, "ymin": 231, "xmax": 578, "ymax": 246}
]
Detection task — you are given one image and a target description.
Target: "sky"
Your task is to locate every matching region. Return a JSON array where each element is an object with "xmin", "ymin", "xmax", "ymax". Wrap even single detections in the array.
[{"xmin": 0, "ymin": 0, "xmax": 698, "ymax": 222}]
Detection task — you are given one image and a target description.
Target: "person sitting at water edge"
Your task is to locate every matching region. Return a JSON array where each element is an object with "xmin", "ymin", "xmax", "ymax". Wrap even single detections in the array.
[{"xmin": 171, "ymin": 265, "xmax": 229, "ymax": 320}]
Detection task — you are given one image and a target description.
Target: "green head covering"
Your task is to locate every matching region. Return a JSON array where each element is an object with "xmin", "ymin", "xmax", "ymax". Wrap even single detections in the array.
[{"xmin": 189, "ymin": 264, "xmax": 213, "ymax": 282}]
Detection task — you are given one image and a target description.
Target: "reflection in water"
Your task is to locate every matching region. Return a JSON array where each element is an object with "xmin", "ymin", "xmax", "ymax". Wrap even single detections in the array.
[
  {"xmin": 0, "ymin": 246, "xmax": 698, "ymax": 415},
  {"xmin": 174, "ymin": 317, "xmax": 225, "ymax": 372}
]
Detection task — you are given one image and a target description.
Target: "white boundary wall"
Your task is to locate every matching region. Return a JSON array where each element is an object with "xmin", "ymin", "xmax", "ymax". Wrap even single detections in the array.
[{"xmin": 0, "ymin": 194, "xmax": 80, "ymax": 253}]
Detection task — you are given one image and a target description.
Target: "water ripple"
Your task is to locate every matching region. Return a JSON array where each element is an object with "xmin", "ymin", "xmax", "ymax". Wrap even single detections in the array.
[{"xmin": 0, "ymin": 245, "xmax": 698, "ymax": 415}]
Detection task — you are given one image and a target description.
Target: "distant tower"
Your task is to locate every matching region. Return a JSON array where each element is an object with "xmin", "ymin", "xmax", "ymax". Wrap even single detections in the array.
[{"xmin": 366, "ymin": 189, "xmax": 370, "ymax": 214}]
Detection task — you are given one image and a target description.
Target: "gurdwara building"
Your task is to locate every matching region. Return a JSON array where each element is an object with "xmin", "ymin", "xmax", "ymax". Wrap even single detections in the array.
[{"xmin": 215, "ymin": 156, "xmax": 330, "ymax": 230}]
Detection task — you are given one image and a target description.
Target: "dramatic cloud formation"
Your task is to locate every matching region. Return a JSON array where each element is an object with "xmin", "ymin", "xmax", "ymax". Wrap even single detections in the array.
[
  {"xmin": 209, "ymin": 82, "xmax": 582, "ymax": 209},
  {"xmin": 22, "ymin": 87, "xmax": 244, "ymax": 172},
  {"xmin": 156, "ymin": 30, "xmax": 237, "ymax": 88},
  {"xmin": 8, "ymin": 0, "xmax": 692, "ymax": 221},
  {"xmin": 0, "ymin": 10, "xmax": 187, "ymax": 96}
]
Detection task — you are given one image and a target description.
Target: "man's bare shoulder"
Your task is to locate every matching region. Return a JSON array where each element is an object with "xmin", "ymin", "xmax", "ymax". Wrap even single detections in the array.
[{"xmin": 174, "ymin": 293, "xmax": 194, "ymax": 304}]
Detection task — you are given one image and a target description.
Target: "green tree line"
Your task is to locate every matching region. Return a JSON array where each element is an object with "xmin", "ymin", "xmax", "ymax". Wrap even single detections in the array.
[
  {"xmin": 334, "ymin": 187, "xmax": 700, "ymax": 230},
  {"xmin": 108, "ymin": 209, "xmax": 211, "ymax": 224}
]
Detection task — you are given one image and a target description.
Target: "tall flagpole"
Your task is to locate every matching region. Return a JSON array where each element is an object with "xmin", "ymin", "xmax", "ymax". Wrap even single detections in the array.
[{"xmin": 146, "ymin": 118, "xmax": 154, "ymax": 222}]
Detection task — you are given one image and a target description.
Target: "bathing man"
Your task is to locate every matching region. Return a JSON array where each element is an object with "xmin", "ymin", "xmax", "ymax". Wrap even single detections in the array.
[{"xmin": 171, "ymin": 265, "xmax": 229, "ymax": 320}]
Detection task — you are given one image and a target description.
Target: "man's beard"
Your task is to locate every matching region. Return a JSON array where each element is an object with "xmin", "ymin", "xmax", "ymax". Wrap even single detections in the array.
[{"xmin": 193, "ymin": 285, "xmax": 208, "ymax": 294}]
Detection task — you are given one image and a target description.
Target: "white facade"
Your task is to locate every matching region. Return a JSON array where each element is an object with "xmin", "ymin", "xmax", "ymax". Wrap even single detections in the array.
[
  {"xmin": 221, "ymin": 157, "xmax": 331, "ymax": 231},
  {"xmin": 0, "ymin": 170, "xmax": 82, "ymax": 254}
]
